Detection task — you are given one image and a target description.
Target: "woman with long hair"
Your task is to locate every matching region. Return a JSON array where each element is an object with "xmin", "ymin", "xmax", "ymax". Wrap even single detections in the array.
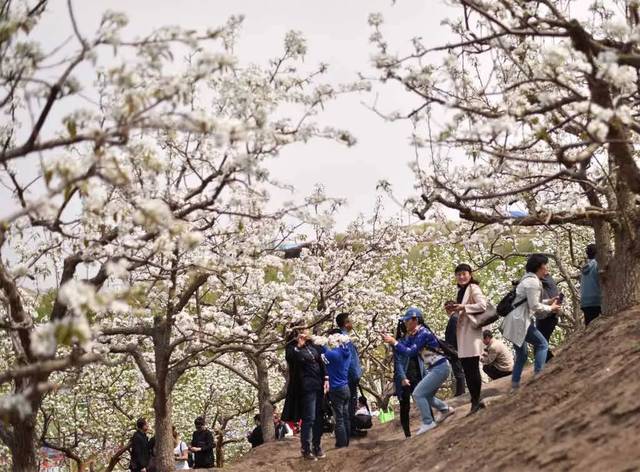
[
  {"xmin": 173, "ymin": 426, "xmax": 189, "ymax": 470},
  {"xmin": 448, "ymin": 263, "xmax": 488, "ymax": 415}
]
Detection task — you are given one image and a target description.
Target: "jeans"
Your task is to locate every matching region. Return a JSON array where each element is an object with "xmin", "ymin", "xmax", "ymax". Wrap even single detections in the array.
[
  {"xmin": 511, "ymin": 323, "xmax": 548, "ymax": 386},
  {"xmin": 460, "ymin": 356, "xmax": 482, "ymax": 406},
  {"xmin": 536, "ymin": 314, "xmax": 558, "ymax": 362},
  {"xmin": 348, "ymin": 378, "xmax": 359, "ymax": 431},
  {"xmin": 582, "ymin": 306, "xmax": 601, "ymax": 326},
  {"xmin": 483, "ymin": 364, "xmax": 512, "ymax": 380},
  {"xmin": 300, "ymin": 390, "xmax": 324, "ymax": 453},
  {"xmin": 412, "ymin": 360, "xmax": 450, "ymax": 426},
  {"xmin": 450, "ymin": 358, "xmax": 466, "ymax": 396},
  {"xmin": 328, "ymin": 385, "xmax": 350, "ymax": 448}
]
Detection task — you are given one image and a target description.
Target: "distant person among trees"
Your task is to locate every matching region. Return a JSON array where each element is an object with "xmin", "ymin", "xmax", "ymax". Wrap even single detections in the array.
[
  {"xmin": 282, "ymin": 328, "xmax": 329, "ymax": 461},
  {"xmin": 273, "ymin": 410, "xmax": 293, "ymax": 440},
  {"xmin": 581, "ymin": 244, "xmax": 602, "ymax": 326},
  {"xmin": 444, "ymin": 300, "xmax": 466, "ymax": 396},
  {"xmin": 480, "ymin": 331, "xmax": 513, "ymax": 380},
  {"xmin": 448, "ymin": 264, "xmax": 488, "ymax": 415},
  {"xmin": 172, "ymin": 426, "xmax": 189, "ymax": 470},
  {"xmin": 321, "ymin": 332, "xmax": 352, "ymax": 449},
  {"xmin": 536, "ymin": 275, "xmax": 561, "ymax": 362},
  {"xmin": 129, "ymin": 418, "xmax": 151, "ymax": 472},
  {"xmin": 382, "ymin": 308, "xmax": 455, "ymax": 436},
  {"xmin": 503, "ymin": 254, "xmax": 562, "ymax": 390},
  {"xmin": 247, "ymin": 414, "xmax": 264, "ymax": 448},
  {"xmin": 189, "ymin": 416, "xmax": 215, "ymax": 468},
  {"xmin": 335, "ymin": 312, "xmax": 362, "ymax": 436}
]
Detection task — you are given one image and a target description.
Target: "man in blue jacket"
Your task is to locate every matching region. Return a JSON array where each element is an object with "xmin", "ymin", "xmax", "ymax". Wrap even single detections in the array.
[
  {"xmin": 336, "ymin": 312, "xmax": 362, "ymax": 436},
  {"xmin": 581, "ymin": 244, "xmax": 602, "ymax": 326},
  {"xmin": 321, "ymin": 335, "xmax": 352, "ymax": 448}
]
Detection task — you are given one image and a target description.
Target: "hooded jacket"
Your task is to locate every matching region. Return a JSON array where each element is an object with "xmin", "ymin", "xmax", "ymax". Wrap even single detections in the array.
[{"xmin": 580, "ymin": 259, "xmax": 601, "ymax": 308}]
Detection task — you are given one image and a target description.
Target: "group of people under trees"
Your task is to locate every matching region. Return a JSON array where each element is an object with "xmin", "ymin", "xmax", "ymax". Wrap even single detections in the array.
[
  {"xmin": 280, "ymin": 245, "xmax": 602, "ymax": 460},
  {"xmin": 129, "ymin": 417, "xmax": 215, "ymax": 471},
  {"xmin": 127, "ymin": 245, "xmax": 602, "ymax": 468}
]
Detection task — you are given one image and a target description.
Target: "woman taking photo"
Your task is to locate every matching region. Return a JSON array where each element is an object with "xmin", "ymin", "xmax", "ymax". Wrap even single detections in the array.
[
  {"xmin": 282, "ymin": 327, "xmax": 329, "ymax": 461},
  {"xmin": 448, "ymin": 263, "xmax": 488, "ymax": 415}
]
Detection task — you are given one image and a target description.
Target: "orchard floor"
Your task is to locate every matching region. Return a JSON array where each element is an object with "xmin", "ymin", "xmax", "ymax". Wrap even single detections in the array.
[{"xmin": 223, "ymin": 306, "xmax": 640, "ymax": 472}]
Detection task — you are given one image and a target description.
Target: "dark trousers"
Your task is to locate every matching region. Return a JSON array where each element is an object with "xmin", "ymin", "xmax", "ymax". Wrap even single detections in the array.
[
  {"xmin": 451, "ymin": 358, "xmax": 466, "ymax": 396},
  {"xmin": 348, "ymin": 378, "xmax": 358, "ymax": 432},
  {"xmin": 583, "ymin": 306, "xmax": 601, "ymax": 326},
  {"xmin": 300, "ymin": 390, "xmax": 324, "ymax": 453},
  {"xmin": 460, "ymin": 356, "xmax": 482, "ymax": 406},
  {"xmin": 328, "ymin": 385, "xmax": 351, "ymax": 448},
  {"xmin": 399, "ymin": 384, "xmax": 417, "ymax": 438},
  {"xmin": 536, "ymin": 314, "xmax": 558, "ymax": 362},
  {"xmin": 483, "ymin": 364, "xmax": 512, "ymax": 380}
]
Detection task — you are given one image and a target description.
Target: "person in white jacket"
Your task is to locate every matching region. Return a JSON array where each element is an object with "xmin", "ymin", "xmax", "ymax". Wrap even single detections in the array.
[{"xmin": 502, "ymin": 254, "xmax": 561, "ymax": 390}]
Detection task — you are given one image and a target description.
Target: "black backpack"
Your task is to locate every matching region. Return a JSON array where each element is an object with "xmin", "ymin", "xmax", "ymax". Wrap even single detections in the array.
[
  {"xmin": 423, "ymin": 324, "xmax": 458, "ymax": 361},
  {"xmin": 496, "ymin": 282, "xmax": 527, "ymax": 317}
]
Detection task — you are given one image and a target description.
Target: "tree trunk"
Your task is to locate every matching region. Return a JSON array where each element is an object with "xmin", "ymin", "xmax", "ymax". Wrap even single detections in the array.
[
  {"xmin": 152, "ymin": 387, "xmax": 174, "ymax": 471},
  {"xmin": 215, "ymin": 432, "xmax": 224, "ymax": 468},
  {"xmin": 254, "ymin": 355, "xmax": 275, "ymax": 442},
  {"xmin": 10, "ymin": 412, "xmax": 38, "ymax": 472},
  {"xmin": 600, "ymin": 239, "xmax": 640, "ymax": 315}
]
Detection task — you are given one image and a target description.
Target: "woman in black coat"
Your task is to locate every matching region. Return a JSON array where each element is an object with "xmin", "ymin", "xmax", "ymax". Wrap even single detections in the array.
[{"xmin": 281, "ymin": 328, "xmax": 329, "ymax": 460}]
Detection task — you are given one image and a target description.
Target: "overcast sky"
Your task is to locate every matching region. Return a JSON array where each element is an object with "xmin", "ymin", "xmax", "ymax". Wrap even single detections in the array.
[{"xmin": 29, "ymin": 0, "xmax": 455, "ymax": 229}]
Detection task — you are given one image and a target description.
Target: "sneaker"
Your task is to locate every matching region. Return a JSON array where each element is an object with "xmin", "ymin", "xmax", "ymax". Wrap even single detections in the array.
[
  {"xmin": 415, "ymin": 422, "xmax": 437, "ymax": 435},
  {"xmin": 437, "ymin": 406, "xmax": 455, "ymax": 423},
  {"xmin": 510, "ymin": 383, "xmax": 520, "ymax": 395},
  {"xmin": 313, "ymin": 448, "xmax": 326, "ymax": 459},
  {"xmin": 301, "ymin": 451, "xmax": 317, "ymax": 461}
]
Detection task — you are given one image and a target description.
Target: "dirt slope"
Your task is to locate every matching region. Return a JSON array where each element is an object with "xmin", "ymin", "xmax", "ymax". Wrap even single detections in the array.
[{"xmin": 226, "ymin": 307, "xmax": 640, "ymax": 472}]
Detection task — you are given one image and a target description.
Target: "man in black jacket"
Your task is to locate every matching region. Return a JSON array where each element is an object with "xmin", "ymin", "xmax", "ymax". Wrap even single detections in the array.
[
  {"xmin": 536, "ymin": 274, "xmax": 559, "ymax": 362},
  {"xmin": 190, "ymin": 416, "xmax": 215, "ymax": 468},
  {"xmin": 129, "ymin": 418, "xmax": 151, "ymax": 472},
  {"xmin": 247, "ymin": 414, "xmax": 264, "ymax": 448},
  {"xmin": 444, "ymin": 303, "xmax": 466, "ymax": 396}
]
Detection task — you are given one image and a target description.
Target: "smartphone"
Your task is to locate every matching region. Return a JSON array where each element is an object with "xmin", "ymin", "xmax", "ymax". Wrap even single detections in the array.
[{"xmin": 557, "ymin": 293, "xmax": 565, "ymax": 304}]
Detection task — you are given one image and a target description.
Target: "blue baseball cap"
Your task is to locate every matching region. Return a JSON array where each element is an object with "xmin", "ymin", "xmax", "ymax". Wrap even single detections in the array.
[{"xmin": 401, "ymin": 307, "xmax": 423, "ymax": 322}]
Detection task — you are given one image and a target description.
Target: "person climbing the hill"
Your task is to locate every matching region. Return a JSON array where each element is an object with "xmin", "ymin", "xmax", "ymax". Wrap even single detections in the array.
[
  {"xmin": 444, "ymin": 300, "xmax": 466, "ymax": 396},
  {"xmin": 247, "ymin": 414, "xmax": 264, "ymax": 448},
  {"xmin": 189, "ymin": 416, "xmax": 215, "ymax": 468},
  {"xmin": 536, "ymin": 274, "xmax": 561, "ymax": 362},
  {"xmin": 480, "ymin": 330, "xmax": 513, "ymax": 380},
  {"xmin": 321, "ymin": 332, "xmax": 352, "ymax": 449},
  {"xmin": 448, "ymin": 264, "xmax": 488, "ymax": 415},
  {"xmin": 282, "ymin": 327, "xmax": 329, "ymax": 461},
  {"xmin": 129, "ymin": 418, "xmax": 151, "ymax": 472},
  {"xmin": 382, "ymin": 307, "xmax": 455, "ymax": 436},
  {"xmin": 503, "ymin": 254, "xmax": 562, "ymax": 391},
  {"xmin": 581, "ymin": 244, "xmax": 602, "ymax": 326},
  {"xmin": 335, "ymin": 312, "xmax": 362, "ymax": 436}
]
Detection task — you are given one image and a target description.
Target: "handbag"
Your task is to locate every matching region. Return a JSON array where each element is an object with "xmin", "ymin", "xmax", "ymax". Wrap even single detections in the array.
[
  {"xmin": 378, "ymin": 408, "xmax": 395, "ymax": 424},
  {"xmin": 467, "ymin": 303, "xmax": 499, "ymax": 328}
]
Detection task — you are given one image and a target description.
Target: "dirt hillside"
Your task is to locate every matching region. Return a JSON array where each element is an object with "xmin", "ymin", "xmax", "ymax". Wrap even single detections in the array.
[{"xmin": 225, "ymin": 307, "xmax": 640, "ymax": 472}]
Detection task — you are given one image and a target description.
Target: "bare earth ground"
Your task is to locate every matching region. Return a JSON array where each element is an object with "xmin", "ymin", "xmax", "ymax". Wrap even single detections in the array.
[{"xmin": 224, "ymin": 307, "xmax": 640, "ymax": 472}]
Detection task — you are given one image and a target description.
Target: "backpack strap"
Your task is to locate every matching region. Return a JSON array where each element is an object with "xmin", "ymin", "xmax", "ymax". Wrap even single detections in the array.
[{"xmin": 357, "ymin": 383, "xmax": 371, "ymax": 413}]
